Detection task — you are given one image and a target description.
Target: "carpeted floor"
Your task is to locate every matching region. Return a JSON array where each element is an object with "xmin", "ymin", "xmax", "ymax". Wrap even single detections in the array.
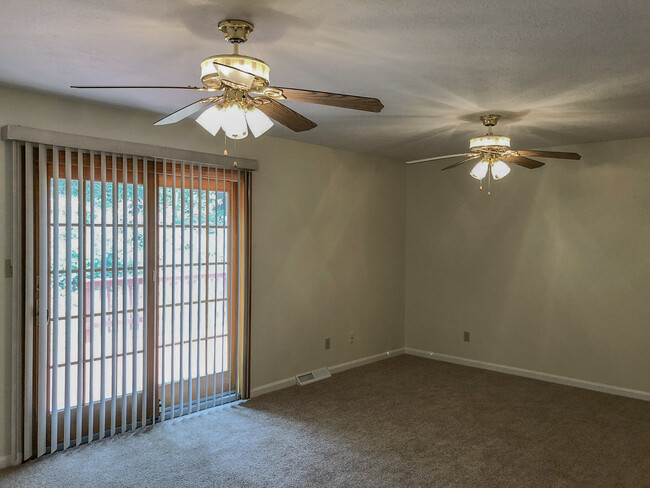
[{"xmin": 1, "ymin": 355, "xmax": 649, "ymax": 487}]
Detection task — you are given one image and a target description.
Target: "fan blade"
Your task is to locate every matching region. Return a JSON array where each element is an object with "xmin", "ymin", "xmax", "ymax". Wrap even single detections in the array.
[
  {"xmin": 213, "ymin": 63, "xmax": 255, "ymax": 90},
  {"xmin": 256, "ymin": 99, "xmax": 317, "ymax": 132},
  {"xmin": 502, "ymin": 155, "xmax": 545, "ymax": 169},
  {"xmin": 154, "ymin": 98, "xmax": 214, "ymax": 126},
  {"xmin": 71, "ymin": 85, "xmax": 208, "ymax": 90},
  {"xmin": 517, "ymin": 149, "xmax": 581, "ymax": 160},
  {"xmin": 441, "ymin": 156, "xmax": 479, "ymax": 171},
  {"xmin": 273, "ymin": 87, "xmax": 384, "ymax": 113},
  {"xmin": 405, "ymin": 153, "xmax": 474, "ymax": 165}
]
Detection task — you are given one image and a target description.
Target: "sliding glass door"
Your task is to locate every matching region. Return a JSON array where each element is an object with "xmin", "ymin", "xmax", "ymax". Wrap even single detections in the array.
[{"xmin": 23, "ymin": 144, "xmax": 249, "ymax": 456}]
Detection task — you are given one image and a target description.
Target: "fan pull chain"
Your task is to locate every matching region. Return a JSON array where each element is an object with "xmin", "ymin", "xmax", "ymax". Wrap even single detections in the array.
[
  {"xmin": 222, "ymin": 137, "xmax": 239, "ymax": 167},
  {"xmin": 487, "ymin": 170, "xmax": 491, "ymax": 196}
]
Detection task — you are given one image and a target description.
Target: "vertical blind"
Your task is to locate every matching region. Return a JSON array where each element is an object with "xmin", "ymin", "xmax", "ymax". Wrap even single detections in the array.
[{"xmin": 18, "ymin": 141, "xmax": 251, "ymax": 459}]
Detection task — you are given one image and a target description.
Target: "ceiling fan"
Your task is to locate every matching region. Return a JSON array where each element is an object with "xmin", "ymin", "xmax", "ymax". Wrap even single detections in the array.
[
  {"xmin": 71, "ymin": 19, "xmax": 384, "ymax": 139},
  {"xmin": 405, "ymin": 114, "xmax": 581, "ymax": 190}
]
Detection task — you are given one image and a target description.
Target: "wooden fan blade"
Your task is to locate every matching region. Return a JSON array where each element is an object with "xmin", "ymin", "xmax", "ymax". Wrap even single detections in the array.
[
  {"xmin": 405, "ymin": 153, "xmax": 474, "ymax": 165},
  {"xmin": 71, "ymin": 85, "xmax": 208, "ymax": 90},
  {"xmin": 273, "ymin": 87, "xmax": 384, "ymax": 113},
  {"xmin": 502, "ymin": 155, "xmax": 545, "ymax": 169},
  {"xmin": 517, "ymin": 149, "xmax": 581, "ymax": 160},
  {"xmin": 256, "ymin": 99, "xmax": 317, "ymax": 132},
  {"xmin": 154, "ymin": 98, "xmax": 214, "ymax": 126},
  {"xmin": 441, "ymin": 156, "xmax": 480, "ymax": 171}
]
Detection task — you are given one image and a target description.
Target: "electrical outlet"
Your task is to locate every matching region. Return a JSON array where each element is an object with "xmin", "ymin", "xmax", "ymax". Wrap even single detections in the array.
[
  {"xmin": 349, "ymin": 331, "xmax": 355, "ymax": 344},
  {"xmin": 464, "ymin": 331, "xmax": 470, "ymax": 342},
  {"xmin": 325, "ymin": 337, "xmax": 330, "ymax": 350}
]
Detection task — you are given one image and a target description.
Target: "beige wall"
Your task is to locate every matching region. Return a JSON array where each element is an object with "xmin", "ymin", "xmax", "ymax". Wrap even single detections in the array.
[
  {"xmin": 405, "ymin": 136, "xmax": 650, "ymax": 393},
  {"xmin": 0, "ymin": 86, "xmax": 406, "ymax": 459}
]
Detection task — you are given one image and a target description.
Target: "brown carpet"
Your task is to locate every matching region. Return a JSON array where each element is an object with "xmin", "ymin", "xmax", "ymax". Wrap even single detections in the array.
[{"xmin": 1, "ymin": 355, "xmax": 649, "ymax": 487}]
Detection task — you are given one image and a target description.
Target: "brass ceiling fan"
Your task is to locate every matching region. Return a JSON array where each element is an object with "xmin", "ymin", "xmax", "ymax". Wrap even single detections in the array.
[
  {"xmin": 405, "ymin": 114, "xmax": 581, "ymax": 190},
  {"xmin": 72, "ymin": 19, "xmax": 384, "ymax": 139}
]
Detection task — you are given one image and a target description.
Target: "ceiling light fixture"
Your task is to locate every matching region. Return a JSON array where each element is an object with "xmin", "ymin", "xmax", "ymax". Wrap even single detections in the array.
[
  {"xmin": 195, "ymin": 105, "xmax": 224, "ymax": 136},
  {"xmin": 245, "ymin": 106, "xmax": 274, "ymax": 137},
  {"xmin": 469, "ymin": 160, "xmax": 489, "ymax": 180},
  {"xmin": 195, "ymin": 94, "xmax": 274, "ymax": 140},
  {"xmin": 221, "ymin": 101, "xmax": 249, "ymax": 139},
  {"xmin": 490, "ymin": 160, "xmax": 511, "ymax": 180}
]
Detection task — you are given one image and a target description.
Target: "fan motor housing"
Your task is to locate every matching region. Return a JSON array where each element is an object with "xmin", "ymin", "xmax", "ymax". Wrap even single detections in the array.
[{"xmin": 469, "ymin": 135, "xmax": 511, "ymax": 152}]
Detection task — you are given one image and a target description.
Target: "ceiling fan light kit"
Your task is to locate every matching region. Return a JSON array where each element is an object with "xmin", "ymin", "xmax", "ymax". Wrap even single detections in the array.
[
  {"xmin": 405, "ymin": 114, "xmax": 581, "ymax": 193},
  {"xmin": 71, "ymin": 18, "xmax": 384, "ymax": 142}
]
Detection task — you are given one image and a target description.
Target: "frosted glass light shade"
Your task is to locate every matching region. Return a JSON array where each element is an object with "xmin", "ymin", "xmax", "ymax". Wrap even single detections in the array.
[
  {"xmin": 216, "ymin": 64, "xmax": 255, "ymax": 89},
  {"xmin": 196, "ymin": 105, "xmax": 224, "ymax": 136},
  {"xmin": 491, "ymin": 160, "xmax": 511, "ymax": 180},
  {"xmin": 222, "ymin": 102, "xmax": 248, "ymax": 140},
  {"xmin": 469, "ymin": 135, "xmax": 511, "ymax": 150},
  {"xmin": 201, "ymin": 55, "xmax": 270, "ymax": 84},
  {"xmin": 470, "ymin": 161, "xmax": 489, "ymax": 180},
  {"xmin": 245, "ymin": 107, "xmax": 274, "ymax": 138}
]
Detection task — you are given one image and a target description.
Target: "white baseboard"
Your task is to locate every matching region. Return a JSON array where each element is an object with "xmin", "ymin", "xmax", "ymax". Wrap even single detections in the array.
[
  {"xmin": 250, "ymin": 348, "xmax": 405, "ymax": 398},
  {"xmin": 250, "ymin": 377, "xmax": 297, "ymax": 398},
  {"xmin": 328, "ymin": 348, "xmax": 404, "ymax": 374},
  {"xmin": 405, "ymin": 348, "xmax": 650, "ymax": 402}
]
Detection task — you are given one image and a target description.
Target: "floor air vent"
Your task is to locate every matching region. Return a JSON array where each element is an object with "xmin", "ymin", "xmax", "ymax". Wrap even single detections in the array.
[{"xmin": 296, "ymin": 367, "xmax": 331, "ymax": 386}]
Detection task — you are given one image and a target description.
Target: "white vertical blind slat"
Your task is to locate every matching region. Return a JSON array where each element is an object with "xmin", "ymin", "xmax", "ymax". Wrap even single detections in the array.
[
  {"xmin": 229, "ymin": 172, "xmax": 235, "ymax": 398},
  {"xmin": 99, "ymin": 152, "xmax": 107, "ymax": 440},
  {"xmin": 161, "ymin": 160, "xmax": 167, "ymax": 421},
  {"xmin": 76, "ymin": 149, "xmax": 85, "ymax": 447},
  {"xmin": 51, "ymin": 145, "xmax": 60, "ymax": 453},
  {"xmin": 121, "ymin": 155, "xmax": 128, "ymax": 431},
  {"xmin": 88, "ymin": 151, "xmax": 96, "ymax": 443},
  {"xmin": 63, "ymin": 147, "xmax": 72, "ymax": 450},
  {"xmin": 188, "ymin": 164, "xmax": 194, "ymax": 413},
  {"xmin": 228, "ymin": 170, "xmax": 233, "ymax": 401},
  {"xmin": 204, "ymin": 168, "xmax": 211, "ymax": 402},
  {"xmin": 132, "ymin": 156, "xmax": 139, "ymax": 429},
  {"xmin": 37, "ymin": 144, "xmax": 48, "ymax": 457},
  {"xmin": 196, "ymin": 165, "xmax": 202, "ymax": 410},
  {"xmin": 142, "ymin": 158, "xmax": 149, "ymax": 425},
  {"xmin": 111, "ymin": 154, "xmax": 118, "ymax": 436},
  {"xmin": 23, "ymin": 143, "xmax": 33, "ymax": 459},
  {"xmin": 171, "ymin": 160, "xmax": 177, "ymax": 419},
  {"xmin": 212, "ymin": 169, "xmax": 219, "ymax": 407}
]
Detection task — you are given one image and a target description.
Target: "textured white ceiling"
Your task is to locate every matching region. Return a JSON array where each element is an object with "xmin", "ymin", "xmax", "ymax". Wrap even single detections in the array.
[{"xmin": 1, "ymin": 0, "xmax": 649, "ymax": 160}]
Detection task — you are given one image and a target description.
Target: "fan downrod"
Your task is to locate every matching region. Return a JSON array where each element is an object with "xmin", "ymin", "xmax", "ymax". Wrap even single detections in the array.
[{"xmin": 218, "ymin": 19, "xmax": 254, "ymax": 44}]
